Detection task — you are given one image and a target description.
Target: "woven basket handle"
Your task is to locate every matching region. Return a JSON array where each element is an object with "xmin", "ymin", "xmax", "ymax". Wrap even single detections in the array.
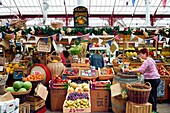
[
  {"xmin": 144, "ymin": 82, "xmax": 151, "ymax": 88},
  {"xmin": 47, "ymin": 50, "xmax": 61, "ymax": 62}
]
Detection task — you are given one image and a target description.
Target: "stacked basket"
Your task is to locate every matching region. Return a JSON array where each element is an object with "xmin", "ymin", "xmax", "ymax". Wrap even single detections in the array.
[{"xmin": 126, "ymin": 82, "xmax": 151, "ymax": 104}]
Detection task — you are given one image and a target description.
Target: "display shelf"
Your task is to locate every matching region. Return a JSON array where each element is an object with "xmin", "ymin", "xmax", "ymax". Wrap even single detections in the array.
[
  {"xmin": 130, "ymin": 62, "xmax": 165, "ymax": 66},
  {"xmin": 89, "ymin": 47, "xmax": 106, "ymax": 50}
]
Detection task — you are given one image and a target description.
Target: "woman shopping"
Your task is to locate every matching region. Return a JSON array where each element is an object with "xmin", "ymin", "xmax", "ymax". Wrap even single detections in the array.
[{"xmin": 124, "ymin": 48, "xmax": 160, "ymax": 113}]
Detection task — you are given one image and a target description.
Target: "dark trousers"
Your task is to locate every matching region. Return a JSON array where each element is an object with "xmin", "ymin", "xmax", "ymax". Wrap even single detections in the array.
[{"xmin": 145, "ymin": 79, "xmax": 160, "ymax": 112}]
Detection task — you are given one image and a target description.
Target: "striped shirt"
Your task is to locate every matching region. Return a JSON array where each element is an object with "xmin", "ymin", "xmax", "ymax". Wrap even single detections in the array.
[{"xmin": 138, "ymin": 57, "xmax": 160, "ymax": 79}]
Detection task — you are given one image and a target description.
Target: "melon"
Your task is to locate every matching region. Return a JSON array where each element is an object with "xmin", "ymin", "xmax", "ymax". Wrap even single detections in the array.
[
  {"xmin": 5, "ymin": 87, "xmax": 15, "ymax": 92},
  {"xmin": 18, "ymin": 88, "xmax": 27, "ymax": 92},
  {"xmin": 13, "ymin": 81, "xmax": 23, "ymax": 90},
  {"xmin": 23, "ymin": 81, "xmax": 32, "ymax": 90}
]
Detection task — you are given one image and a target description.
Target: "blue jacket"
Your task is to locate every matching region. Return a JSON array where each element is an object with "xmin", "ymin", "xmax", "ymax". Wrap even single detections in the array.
[{"xmin": 90, "ymin": 54, "xmax": 104, "ymax": 69}]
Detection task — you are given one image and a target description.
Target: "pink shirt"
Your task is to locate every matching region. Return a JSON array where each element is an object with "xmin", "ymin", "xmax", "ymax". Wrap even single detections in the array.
[{"xmin": 138, "ymin": 57, "xmax": 160, "ymax": 79}]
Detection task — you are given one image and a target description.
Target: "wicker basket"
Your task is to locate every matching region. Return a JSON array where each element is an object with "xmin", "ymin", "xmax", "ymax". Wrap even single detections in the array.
[
  {"xmin": 47, "ymin": 51, "xmax": 65, "ymax": 78},
  {"xmin": 126, "ymin": 82, "xmax": 151, "ymax": 104},
  {"xmin": 0, "ymin": 74, "xmax": 8, "ymax": 86},
  {"xmin": 5, "ymin": 87, "xmax": 31, "ymax": 104}
]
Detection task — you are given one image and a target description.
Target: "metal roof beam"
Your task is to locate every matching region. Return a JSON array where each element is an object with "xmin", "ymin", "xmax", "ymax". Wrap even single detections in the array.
[{"xmin": 0, "ymin": 14, "xmax": 170, "ymax": 19}]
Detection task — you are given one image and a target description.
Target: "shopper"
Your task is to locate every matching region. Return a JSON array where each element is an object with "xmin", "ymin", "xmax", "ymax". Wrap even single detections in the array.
[
  {"xmin": 124, "ymin": 48, "xmax": 160, "ymax": 113},
  {"xmin": 90, "ymin": 50, "xmax": 104, "ymax": 69},
  {"xmin": 102, "ymin": 52, "xmax": 109, "ymax": 67},
  {"xmin": 60, "ymin": 50, "xmax": 72, "ymax": 67}
]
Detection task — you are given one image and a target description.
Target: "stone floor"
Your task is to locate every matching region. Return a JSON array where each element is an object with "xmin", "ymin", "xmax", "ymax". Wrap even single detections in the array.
[{"xmin": 45, "ymin": 102, "xmax": 170, "ymax": 113}]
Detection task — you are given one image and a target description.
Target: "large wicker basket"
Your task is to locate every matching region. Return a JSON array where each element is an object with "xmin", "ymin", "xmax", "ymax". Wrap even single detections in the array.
[
  {"xmin": 126, "ymin": 82, "xmax": 151, "ymax": 104},
  {"xmin": 47, "ymin": 51, "xmax": 65, "ymax": 78}
]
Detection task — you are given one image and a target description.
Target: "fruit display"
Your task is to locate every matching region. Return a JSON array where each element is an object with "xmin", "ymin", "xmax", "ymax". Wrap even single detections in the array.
[
  {"xmin": 64, "ymin": 98, "xmax": 90, "ymax": 109},
  {"xmin": 22, "ymin": 72, "xmax": 44, "ymax": 81},
  {"xmin": 52, "ymin": 76, "xmax": 69, "ymax": 83},
  {"xmin": 100, "ymin": 68, "xmax": 114, "ymax": 75},
  {"xmin": 81, "ymin": 68, "xmax": 96, "ymax": 76},
  {"xmin": 157, "ymin": 65, "xmax": 170, "ymax": 76},
  {"xmin": 63, "ymin": 68, "xmax": 79, "ymax": 76},
  {"xmin": 5, "ymin": 81, "xmax": 32, "ymax": 92},
  {"xmin": 67, "ymin": 92, "xmax": 89, "ymax": 100},
  {"xmin": 91, "ymin": 81, "xmax": 111, "ymax": 90},
  {"xmin": 71, "ymin": 79, "xmax": 89, "ymax": 84},
  {"xmin": 126, "ymin": 51, "xmax": 137, "ymax": 57},
  {"xmin": 49, "ymin": 76, "xmax": 70, "ymax": 89},
  {"xmin": 162, "ymin": 51, "xmax": 170, "ymax": 57},
  {"xmin": 6, "ymin": 63, "xmax": 15, "ymax": 74},
  {"xmin": 67, "ymin": 82, "xmax": 90, "ymax": 94}
]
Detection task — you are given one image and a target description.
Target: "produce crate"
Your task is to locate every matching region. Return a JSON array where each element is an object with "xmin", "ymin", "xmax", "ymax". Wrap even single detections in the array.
[
  {"xmin": 90, "ymin": 89, "xmax": 110, "ymax": 112},
  {"xmin": 98, "ymin": 68, "xmax": 114, "ymax": 80},
  {"xmin": 79, "ymin": 68, "xmax": 98, "ymax": 80},
  {"xmin": 19, "ymin": 102, "xmax": 30, "ymax": 113},
  {"xmin": 63, "ymin": 92, "xmax": 91, "ymax": 113},
  {"xmin": 27, "ymin": 96, "xmax": 45, "ymax": 111},
  {"xmin": 126, "ymin": 101, "xmax": 152, "ymax": 113},
  {"xmin": 49, "ymin": 80, "xmax": 68, "ymax": 89},
  {"xmin": 63, "ymin": 67, "xmax": 79, "ymax": 79},
  {"xmin": 91, "ymin": 81, "xmax": 111, "ymax": 90},
  {"xmin": 71, "ymin": 63, "xmax": 90, "ymax": 67},
  {"xmin": 50, "ymin": 89, "xmax": 67, "ymax": 111}
]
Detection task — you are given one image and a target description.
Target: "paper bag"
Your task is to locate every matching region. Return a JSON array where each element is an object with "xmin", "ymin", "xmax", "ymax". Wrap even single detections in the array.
[
  {"xmin": 0, "ymin": 92, "xmax": 14, "ymax": 102},
  {"xmin": 34, "ymin": 83, "xmax": 48, "ymax": 100},
  {"xmin": 110, "ymin": 83, "xmax": 122, "ymax": 97}
]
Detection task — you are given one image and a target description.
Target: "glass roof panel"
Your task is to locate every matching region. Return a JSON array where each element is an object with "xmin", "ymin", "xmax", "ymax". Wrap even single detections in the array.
[{"xmin": 0, "ymin": 0, "xmax": 170, "ymax": 27}]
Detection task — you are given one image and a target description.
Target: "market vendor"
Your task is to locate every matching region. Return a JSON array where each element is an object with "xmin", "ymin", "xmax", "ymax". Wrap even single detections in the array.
[
  {"xmin": 60, "ymin": 50, "xmax": 72, "ymax": 67},
  {"xmin": 124, "ymin": 48, "xmax": 160, "ymax": 113}
]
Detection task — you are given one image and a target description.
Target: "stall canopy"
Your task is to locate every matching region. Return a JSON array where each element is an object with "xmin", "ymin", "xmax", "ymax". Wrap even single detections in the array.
[{"xmin": 0, "ymin": 0, "xmax": 170, "ymax": 27}]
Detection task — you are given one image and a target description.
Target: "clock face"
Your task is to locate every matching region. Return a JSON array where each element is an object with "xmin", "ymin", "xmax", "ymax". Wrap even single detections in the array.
[{"xmin": 30, "ymin": 66, "xmax": 46, "ymax": 83}]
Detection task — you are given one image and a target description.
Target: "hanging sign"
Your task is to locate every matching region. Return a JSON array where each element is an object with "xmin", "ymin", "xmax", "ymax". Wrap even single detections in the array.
[
  {"xmin": 73, "ymin": 6, "xmax": 88, "ymax": 27},
  {"xmin": 37, "ymin": 38, "xmax": 51, "ymax": 52}
]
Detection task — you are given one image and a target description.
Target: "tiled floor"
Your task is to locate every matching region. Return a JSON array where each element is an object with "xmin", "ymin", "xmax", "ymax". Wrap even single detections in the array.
[{"xmin": 45, "ymin": 102, "xmax": 170, "ymax": 113}]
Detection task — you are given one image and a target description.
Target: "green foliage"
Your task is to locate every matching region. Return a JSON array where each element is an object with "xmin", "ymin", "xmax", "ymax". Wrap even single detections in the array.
[{"xmin": 69, "ymin": 45, "xmax": 82, "ymax": 55}]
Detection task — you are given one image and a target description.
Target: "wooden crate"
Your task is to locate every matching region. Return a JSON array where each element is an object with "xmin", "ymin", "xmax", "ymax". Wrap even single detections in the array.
[
  {"xmin": 79, "ymin": 67, "xmax": 98, "ymax": 80},
  {"xmin": 19, "ymin": 102, "xmax": 30, "ymax": 113},
  {"xmin": 98, "ymin": 68, "xmax": 114, "ymax": 80},
  {"xmin": 71, "ymin": 63, "xmax": 90, "ymax": 67},
  {"xmin": 50, "ymin": 89, "xmax": 67, "ymax": 111},
  {"xmin": 126, "ymin": 101, "xmax": 152, "ymax": 113},
  {"xmin": 28, "ymin": 96, "xmax": 41, "ymax": 102},
  {"xmin": 27, "ymin": 96, "xmax": 45, "ymax": 111},
  {"xmin": 63, "ymin": 97, "xmax": 91, "ymax": 113}
]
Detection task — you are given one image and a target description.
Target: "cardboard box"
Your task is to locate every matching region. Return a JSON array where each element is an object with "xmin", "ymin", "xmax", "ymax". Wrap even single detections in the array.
[
  {"xmin": 0, "ymin": 92, "xmax": 19, "ymax": 113},
  {"xmin": 91, "ymin": 89, "xmax": 110, "ymax": 112}
]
